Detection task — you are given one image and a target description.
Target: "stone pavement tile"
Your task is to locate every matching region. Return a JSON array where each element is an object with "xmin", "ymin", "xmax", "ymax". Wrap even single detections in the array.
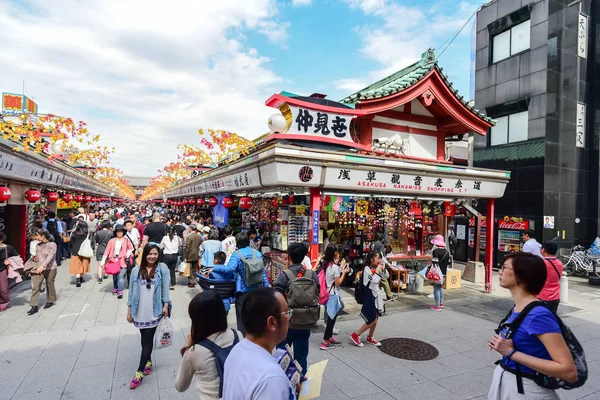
[
  {"xmin": 587, "ymin": 361, "xmax": 600, "ymax": 376},
  {"xmin": 401, "ymin": 381, "xmax": 463, "ymax": 400},
  {"xmin": 75, "ymin": 332, "xmax": 119, "ymax": 368},
  {"xmin": 580, "ymin": 340, "xmax": 600, "ymax": 362},
  {"xmin": 10, "ymin": 387, "xmax": 64, "ymax": 400},
  {"xmin": 0, "ymin": 335, "xmax": 17, "ymax": 358},
  {"xmin": 13, "ymin": 355, "xmax": 76, "ymax": 396},
  {"xmin": 557, "ymin": 377, "xmax": 600, "ymax": 400},
  {"xmin": 154, "ymin": 356, "xmax": 182, "ymax": 389},
  {"xmin": 411, "ymin": 326, "xmax": 464, "ymax": 343},
  {"xmin": 158, "ymin": 385, "xmax": 203, "ymax": 400},
  {"xmin": 435, "ymin": 373, "xmax": 490, "ymax": 398},
  {"xmin": 459, "ymin": 347, "xmax": 503, "ymax": 365},
  {"xmin": 0, "ymin": 379, "xmax": 23, "ymax": 400},
  {"xmin": 321, "ymin": 357, "xmax": 382, "ymax": 398},
  {"xmin": 431, "ymin": 336, "xmax": 479, "ymax": 354},
  {"xmin": 467, "ymin": 366, "xmax": 496, "ymax": 386},
  {"xmin": 40, "ymin": 330, "xmax": 87, "ymax": 360},
  {"xmin": 313, "ymin": 378, "xmax": 350, "ymax": 400},
  {"xmin": 61, "ymin": 362, "xmax": 113, "ymax": 400},
  {"xmin": 570, "ymin": 324, "xmax": 600, "ymax": 343},
  {"xmin": 562, "ymin": 316, "xmax": 596, "ymax": 328},
  {"xmin": 368, "ymin": 363, "xmax": 431, "ymax": 389},
  {"xmin": 349, "ymin": 391, "xmax": 399, "ymax": 400},
  {"xmin": 401, "ymin": 360, "xmax": 459, "ymax": 380},
  {"xmin": 435, "ymin": 353, "xmax": 488, "ymax": 374}
]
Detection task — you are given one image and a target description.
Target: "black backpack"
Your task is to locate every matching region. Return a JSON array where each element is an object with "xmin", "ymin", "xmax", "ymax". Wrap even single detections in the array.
[
  {"xmin": 495, "ymin": 301, "xmax": 587, "ymax": 394},
  {"xmin": 354, "ymin": 269, "xmax": 372, "ymax": 305},
  {"xmin": 46, "ymin": 220, "xmax": 60, "ymax": 242},
  {"xmin": 197, "ymin": 329, "xmax": 240, "ymax": 397}
]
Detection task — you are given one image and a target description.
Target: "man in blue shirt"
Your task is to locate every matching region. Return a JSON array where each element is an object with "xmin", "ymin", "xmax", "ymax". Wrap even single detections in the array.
[
  {"xmin": 43, "ymin": 211, "xmax": 65, "ymax": 266},
  {"xmin": 212, "ymin": 232, "xmax": 269, "ymax": 336}
]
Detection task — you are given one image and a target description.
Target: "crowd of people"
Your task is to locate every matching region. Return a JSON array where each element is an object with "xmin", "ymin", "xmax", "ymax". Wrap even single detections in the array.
[{"xmin": 0, "ymin": 203, "xmax": 581, "ymax": 399}]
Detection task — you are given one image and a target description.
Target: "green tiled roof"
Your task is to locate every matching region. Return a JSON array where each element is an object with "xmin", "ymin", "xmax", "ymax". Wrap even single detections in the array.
[
  {"xmin": 474, "ymin": 140, "xmax": 545, "ymax": 162},
  {"xmin": 340, "ymin": 48, "xmax": 493, "ymax": 124}
]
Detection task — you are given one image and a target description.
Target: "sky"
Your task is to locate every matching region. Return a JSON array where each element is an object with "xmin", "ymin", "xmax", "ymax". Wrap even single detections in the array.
[{"xmin": 0, "ymin": 0, "xmax": 480, "ymax": 177}]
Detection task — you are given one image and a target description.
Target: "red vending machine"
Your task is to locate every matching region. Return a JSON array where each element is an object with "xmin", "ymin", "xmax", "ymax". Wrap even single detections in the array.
[{"xmin": 495, "ymin": 218, "xmax": 531, "ymax": 267}]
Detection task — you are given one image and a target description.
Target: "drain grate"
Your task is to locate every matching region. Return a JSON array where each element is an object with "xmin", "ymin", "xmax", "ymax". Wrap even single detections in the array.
[{"xmin": 378, "ymin": 338, "xmax": 439, "ymax": 361}]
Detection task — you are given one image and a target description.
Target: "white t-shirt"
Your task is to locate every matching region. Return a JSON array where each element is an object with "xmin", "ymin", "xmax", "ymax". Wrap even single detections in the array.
[
  {"xmin": 222, "ymin": 338, "xmax": 294, "ymax": 400},
  {"xmin": 326, "ymin": 263, "xmax": 341, "ymax": 296},
  {"xmin": 221, "ymin": 236, "xmax": 237, "ymax": 263},
  {"xmin": 301, "ymin": 255, "xmax": 312, "ymax": 270}
]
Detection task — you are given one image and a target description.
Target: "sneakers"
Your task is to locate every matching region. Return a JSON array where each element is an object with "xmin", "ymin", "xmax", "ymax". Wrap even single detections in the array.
[
  {"xmin": 350, "ymin": 332, "xmax": 364, "ymax": 347},
  {"xmin": 386, "ymin": 295, "xmax": 398, "ymax": 302},
  {"xmin": 320, "ymin": 341, "xmax": 335, "ymax": 351},
  {"xmin": 440, "ymin": 303, "xmax": 444, "ymax": 308},
  {"xmin": 427, "ymin": 293, "xmax": 434, "ymax": 299},
  {"xmin": 430, "ymin": 306, "xmax": 442, "ymax": 312},
  {"xmin": 328, "ymin": 337, "xmax": 342, "ymax": 346},
  {"xmin": 112, "ymin": 289, "xmax": 118, "ymax": 295},
  {"xmin": 98, "ymin": 278, "xmax": 103, "ymax": 284},
  {"xmin": 143, "ymin": 361, "xmax": 152, "ymax": 375},
  {"xmin": 130, "ymin": 371, "xmax": 144, "ymax": 389},
  {"xmin": 332, "ymin": 327, "xmax": 340, "ymax": 335},
  {"xmin": 117, "ymin": 291, "xmax": 124, "ymax": 299},
  {"xmin": 366, "ymin": 336, "xmax": 382, "ymax": 347}
]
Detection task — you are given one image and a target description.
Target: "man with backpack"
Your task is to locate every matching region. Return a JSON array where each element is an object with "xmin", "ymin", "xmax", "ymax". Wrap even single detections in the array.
[
  {"xmin": 274, "ymin": 242, "xmax": 320, "ymax": 373},
  {"xmin": 212, "ymin": 232, "xmax": 268, "ymax": 336},
  {"xmin": 43, "ymin": 211, "xmax": 64, "ymax": 267}
]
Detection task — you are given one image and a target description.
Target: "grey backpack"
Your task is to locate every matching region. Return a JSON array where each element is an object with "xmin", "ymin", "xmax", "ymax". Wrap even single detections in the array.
[
  {"xmin": 236, "ymin": 250, "xmax": 265, "ymax": 287},
  {"xmin": 283, "ymin": 269, "xmax": 320, "ymax": 325}
]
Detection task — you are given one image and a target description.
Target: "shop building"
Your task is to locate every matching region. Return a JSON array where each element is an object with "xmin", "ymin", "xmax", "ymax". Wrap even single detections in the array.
[
  {"xmin": 161, "ymin": 49, "xmax": 510, "ymax": 292},
  {"xmin": 473, "ymin": 0, "xmax": 600, "ymax": 246}
]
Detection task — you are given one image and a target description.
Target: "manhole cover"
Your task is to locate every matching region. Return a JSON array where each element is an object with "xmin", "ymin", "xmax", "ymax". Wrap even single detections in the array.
[{"xmin": 378, "ymin": 338, "xmax": 439, "ymax": 361}]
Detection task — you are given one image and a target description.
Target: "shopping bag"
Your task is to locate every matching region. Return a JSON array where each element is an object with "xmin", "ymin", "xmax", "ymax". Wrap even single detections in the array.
[
  {"xmin": 154, "ymin": 317, "xmax": 173, "ymax": 350},
  {"xmin": 178, "ymin": 262, "xmax": 191, "ymax": 276},
  {"xmin": 177, "ymin": 261, "xmax": 188, "ymax": 274},
  {"xmin": 426, "ymin": 265, "xmax": 444, "ymax": 285},
  {"xmin": 326, "ymin": 293, "xmax": 342, "ymax": 318},
  {"xmin": 104, "ymin": 261, "xmax": 121, "ymax": 275},
  {"xmin": 78, "ymin": 238, "xmax": 94, "ymax": 258}
]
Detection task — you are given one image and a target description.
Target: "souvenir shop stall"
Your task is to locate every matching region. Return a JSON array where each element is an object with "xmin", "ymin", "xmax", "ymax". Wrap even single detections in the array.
[{"xmin": 158, "ymin": 49, "xmax": 512, "ymax": 292}]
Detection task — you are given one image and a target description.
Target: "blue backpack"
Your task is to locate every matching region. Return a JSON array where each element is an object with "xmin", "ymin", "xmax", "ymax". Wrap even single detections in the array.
[{"xmin": 197, "ymin": 329, "xmax": 240, "ymax": 397}]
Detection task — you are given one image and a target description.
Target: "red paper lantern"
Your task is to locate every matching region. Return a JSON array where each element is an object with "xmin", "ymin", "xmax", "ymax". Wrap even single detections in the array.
[
  {"xmin": 24, "ymin": 189, "xmax": 41, "ymax": 203},
  {"xmin": 74, "ymin": 194, "xmax": 83, "ymax": 202},
  {"xmin": 0, "ymin": 187, "xmax": 11, "ymax": 202},
  {"xmin": 183, "ymin": 199, "xmax": 189, "ymax": 205},
  {"xmin": 197, "ymin": 198, "xmax": 205, "ymax": 206},
  {"xmin": 209, "ymin": 197, "xmax": 218, "ymax": 207},
  {"xmin": 271, "ymin": 199, "xmax": 278, "ymax": 207},
  {"xmin": 239, "ymin": 196, "xmax": 253, "ymax": 210},
  {"xmin": 222, "ymin": 197, "xmax": 233, "ymax": 208},
  {"xmin": 62, "ymin": 193, "xmax": 73, "ymax": 203},
  {"xmin": 443, "ymin": 202, "xmax": 456, "ymax": 217},
  {"xmin": 46, "ymin": 192, "xmax": 59, "ymax": 202},
  {"xmin": 83, "ymin": 195, "xmax": 92, "ymax": 203}
]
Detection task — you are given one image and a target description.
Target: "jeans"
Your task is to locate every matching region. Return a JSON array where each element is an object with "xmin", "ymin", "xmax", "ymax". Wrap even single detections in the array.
[
  {"xmin": 138, "ymin": 326, "xmax": 157, "ymax": 372},
  {"xmin": 380, "ymin": 279, "xmax": 393, "ymax": 299},
  {"xmin": 277, "ymin": 328, "xmax": 311, "ymax": 373},
  {"xmin": 112, "ymin": 268, "xmax": 127, "ymax": 291},
  {"xmin": 433, "ymin": 284, "xmax": 443, "ymax": 307},
  {"xmin": 163, "ymin": 254, "xmax": 178, "ymax": 286}
]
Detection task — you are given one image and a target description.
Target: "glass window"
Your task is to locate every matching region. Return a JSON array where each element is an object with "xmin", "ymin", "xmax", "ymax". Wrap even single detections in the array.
[
  {"xmin": 510, "ymin": 20, "xmax": 531, "ymax": 55},
  {"xmin": 492, "ymin": 31, "xmax": 511, "ymax": 63},
  {"xmin": 491, "ymin": 116, "xmax": 509, "ymax": 145},
  {"xmin": 491, "ymin": 20, "xmax": 531, "ymax": 63},
  {"xmin": 508, "ymin": 111, "xmax": 529, "ymax": 142}
]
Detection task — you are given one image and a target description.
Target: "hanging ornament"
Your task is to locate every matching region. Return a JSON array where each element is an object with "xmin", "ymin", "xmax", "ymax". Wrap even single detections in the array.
[
  {"xmin": 209, "ymin": 197, "xmax": 218, "ymax": 207},
  {"xmin": 222, "ymin": 197, "xmax": 233, "ymax": 208},
  {"xmin": 239, "ymin": 196, "xmax": 253, "ymax": 210},
  {"xmin": 83, "ymin": 195, "xmax": 92, "ymax": 203},
  {"xmin": 46, "ymin": 192, "xmax": 59, "ymax": 202},
  {"xmin": 62, "ymin": 193, "xmax": 73, "ymax": 203},
  {"xmin": 288, "ymin": 195, "xmax": 295, "ymax": 205},
  {"xmin": 74, "ymin": 194, "xmax": 83, "ymax": 202},
  {"xmin": 24, "ymin": 189, "xmax": 41, "ymax": 203},
  {"xmin": 183, "ymin": 199, "xmax": 189, "ymax": 205},
  {"xmin": 197, "ymin": 198, "xmax": 206, "ymax": 206},
  {"xmin": 0, "ymin": 187, "xmax": 11, "ymax": 202},
  {"xmin": 271, "ymin": 199, "xmax": 278, "ymax": 207}
]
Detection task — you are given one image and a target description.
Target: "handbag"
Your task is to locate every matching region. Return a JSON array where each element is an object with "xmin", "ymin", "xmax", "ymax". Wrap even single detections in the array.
[
  {"xmin": 177, "ymin": 261, "xmax": 188, "ymax": 274},
  {"xmin": 63, "ymin": 235, "xmax": 70, "ymax": 243},
  {"xmin": 78, "ymin": 238, "xmax": 94, "ymax": 258},
  {"xmin": 326, "ymin": 293, "xmax": 342, "ymax": 318},
  {"xmin": 104, "ymin": 260, "xmax": 121, "ymax": 275}
]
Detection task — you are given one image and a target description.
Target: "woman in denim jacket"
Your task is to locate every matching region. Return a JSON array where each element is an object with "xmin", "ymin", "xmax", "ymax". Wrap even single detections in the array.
[
  {"xmin": 127, "ymin": 243, "xmax": 170, "ymax": 389},
  {"xmin": 199, "ymin": 228, "xmax": 223, "ymax": 275}
]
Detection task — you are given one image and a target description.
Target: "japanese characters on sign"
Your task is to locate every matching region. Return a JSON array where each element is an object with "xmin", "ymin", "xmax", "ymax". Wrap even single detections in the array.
[
  {"xmin": 312, "ymin": 209, "xmax": 320, "ymax": 245},
  {"xmin": 323, "ymin": 167, "xmax": 506, "ymax": 198},
  {"xmin": 1, "ymin": 93, "xmax": 38, "ymax": 115},
  {"xmin": 578, "ymin": 13, "xmax": 588, "ymax": 59},
  {"xmin": 202, "ymin": 167, "xmax": 261, "ymax": 194},
  {"xmin": 576, "ymin": 102, "xmax": 586, "ymax": 148},
  {"xmin": 287, "ymin": 105, "xmax": 355, "ymax": 144}
]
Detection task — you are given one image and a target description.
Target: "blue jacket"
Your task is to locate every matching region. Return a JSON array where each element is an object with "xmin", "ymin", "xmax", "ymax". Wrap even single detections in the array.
[
  {"xmin": 128, "ymin": 263, "xmax": 170, "ymax": 319},
  {"xmin": 212, "ymin": 247, "xmax": 269, "ymax": 293},
  {"xmin": 209, "ymin": 266, "xmax": 236, "ymax": 311},
  {"xmin": 200, "ymin": 239, "xmax": 222, "ymax": 267}
]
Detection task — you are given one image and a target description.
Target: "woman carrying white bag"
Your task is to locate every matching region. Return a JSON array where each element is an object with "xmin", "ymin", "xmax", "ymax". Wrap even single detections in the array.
[{"xmin": 127, "ymin": 243, "xmax": 171, "ymax": 389}]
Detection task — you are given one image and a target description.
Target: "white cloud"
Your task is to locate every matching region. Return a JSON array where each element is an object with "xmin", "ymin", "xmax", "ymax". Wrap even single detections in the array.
[
  {"xmin": 334, "ymin": 78, "xmax": 369, "ymax": 92},
  {"xmin": 292, "ymin": 0, "xmax": 312, "ymax": 6},
  {"xmin": 0, "ymin": 0, "xmax": 289, "ymax": 176},
  {"xmin": 339, "ymin": 0, "xmax": 479, "ymax": 95}
]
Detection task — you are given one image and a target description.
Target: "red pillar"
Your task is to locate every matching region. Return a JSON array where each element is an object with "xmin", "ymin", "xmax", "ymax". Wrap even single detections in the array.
[
  {"xmin": 309, "ymin": 187, "xmax": 321, "ymax": 263},
  {"xmin": 485, "ymin": 199, "xmax": 495, "ymax": 294}
]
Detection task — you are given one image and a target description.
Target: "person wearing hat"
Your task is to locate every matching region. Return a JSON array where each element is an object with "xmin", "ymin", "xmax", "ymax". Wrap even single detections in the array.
[
  {"xmin": 428, "ymin": 234, "xmax": 451, "ymax": 311},
  {"xmin": 100, "ymin": 225, "xmax": 134, "ymax": 299}
]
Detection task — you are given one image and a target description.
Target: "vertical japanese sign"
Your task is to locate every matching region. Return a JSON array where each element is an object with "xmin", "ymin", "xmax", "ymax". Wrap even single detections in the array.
[
  {"xmin": 312, "ymin": 209, "xmax": 320, "ymax": 245},
  {"xmin": 578, "ymin": 13, "xmax": 588, "ymax": 59},
  {"xmin": 576, "ymin": 102, "xmax": 586, "ymax": 148}
]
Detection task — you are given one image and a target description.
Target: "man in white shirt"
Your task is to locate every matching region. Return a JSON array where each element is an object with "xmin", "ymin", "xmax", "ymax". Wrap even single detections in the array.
[
  {"xmin": 222, "ymin": 287, "xmax": 297, "ymax": 400},
  {"xmin": 522, "ymin": 229, "xmax": 542, "ymax": 257},
  {"xmin": 124, "ymin": 220, "xmax": 140, "ymax": 248}
]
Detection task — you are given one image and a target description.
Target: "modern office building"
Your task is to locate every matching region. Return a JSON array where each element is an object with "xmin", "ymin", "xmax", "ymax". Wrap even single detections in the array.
[{"xmin": 473, "ymin": 0, "xmax": 599, "ymax": 245}]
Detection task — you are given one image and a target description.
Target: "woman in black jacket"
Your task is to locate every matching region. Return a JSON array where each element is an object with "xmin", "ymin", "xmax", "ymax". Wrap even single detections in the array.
[{"xmin": 70, "ymin": 221, "xmax": 90, "ymax": 287}]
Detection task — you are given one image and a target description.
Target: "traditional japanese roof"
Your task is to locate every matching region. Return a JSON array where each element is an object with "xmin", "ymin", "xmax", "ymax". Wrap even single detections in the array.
[
  {"xmin": 474, "ymin": 140, "xmax": 545, "ymax": 163},
  {"xmin": 340, "ymin": 48, "xmax": 493, "ymax": 125}
]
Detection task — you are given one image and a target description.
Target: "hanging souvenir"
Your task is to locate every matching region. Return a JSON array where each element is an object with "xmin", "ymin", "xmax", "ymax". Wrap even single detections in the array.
[{"xmin": 356, "ymin": 200, "xmax": 368, "ymax": 215}]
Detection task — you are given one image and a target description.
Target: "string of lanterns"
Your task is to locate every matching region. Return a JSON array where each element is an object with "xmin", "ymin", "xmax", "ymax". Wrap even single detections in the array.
[
  {"xmin": 0, "ymin": 186, "xmax": 124, "ymax": 204},
  {"xmin": 162, "ymin": 196, "xmax": 254, "ymax": 210}
]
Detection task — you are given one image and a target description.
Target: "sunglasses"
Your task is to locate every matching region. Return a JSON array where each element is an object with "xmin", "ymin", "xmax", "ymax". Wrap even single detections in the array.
[{"xmin": 146, "ymin": 278, "xmax": 152, "ymax": 290}]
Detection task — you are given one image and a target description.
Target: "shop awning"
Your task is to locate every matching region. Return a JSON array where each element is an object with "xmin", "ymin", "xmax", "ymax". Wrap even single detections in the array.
[{"xmin": 162, "ymin": 143, "xmax": 510, "ymax": 200}]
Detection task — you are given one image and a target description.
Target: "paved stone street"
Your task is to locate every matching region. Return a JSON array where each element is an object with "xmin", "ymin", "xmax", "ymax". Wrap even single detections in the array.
[{"xmin": 2, "ymin": 260, "xmax": 600, "ymax": 400}]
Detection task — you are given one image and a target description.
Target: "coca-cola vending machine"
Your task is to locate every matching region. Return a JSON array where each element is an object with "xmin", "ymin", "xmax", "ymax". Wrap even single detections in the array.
[
  {"xmin": 496, "ymin": 218, "xmax": 531, "ymax": 267},
  {"xmin": 467, "ymin": 217, "xmax": 486, "ymax": 261}
]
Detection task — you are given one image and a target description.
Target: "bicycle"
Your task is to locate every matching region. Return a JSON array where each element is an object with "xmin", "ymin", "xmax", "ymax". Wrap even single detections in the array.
[{"xmin": 559, "ymin": 245, "xmax": 598, "ymax": 277}]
